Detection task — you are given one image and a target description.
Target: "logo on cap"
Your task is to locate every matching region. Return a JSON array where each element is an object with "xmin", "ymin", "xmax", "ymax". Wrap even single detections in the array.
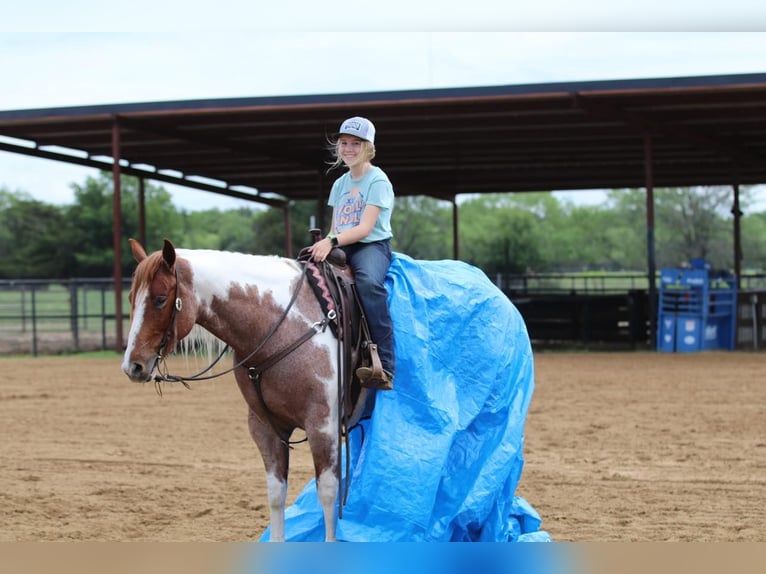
[{"xmin": 343, "ymin": 119, "xmax": 362, "ymax": 132}]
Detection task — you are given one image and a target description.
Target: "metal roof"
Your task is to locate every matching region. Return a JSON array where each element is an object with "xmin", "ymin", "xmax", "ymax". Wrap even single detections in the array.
[{"xmin": 1, "ymin": 72, "xmax": 766, "ymax": 206}]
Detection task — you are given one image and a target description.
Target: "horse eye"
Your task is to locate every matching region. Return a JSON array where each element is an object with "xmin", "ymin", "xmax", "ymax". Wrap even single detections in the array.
[{"xmin": 152, "ymin": 296, "xmax": 168, "ymax": 309}]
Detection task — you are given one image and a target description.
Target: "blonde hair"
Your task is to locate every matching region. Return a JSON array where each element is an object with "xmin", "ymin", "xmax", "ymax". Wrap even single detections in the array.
[{"xmin": 326, "ymin": 136, "xmax": 376, "ymax": 173}]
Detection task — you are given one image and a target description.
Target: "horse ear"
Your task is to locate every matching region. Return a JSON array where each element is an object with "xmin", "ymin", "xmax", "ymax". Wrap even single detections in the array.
[
  {"xmin": 162, "ymin": 239, "xmax": 176, "ymax": 267},
  {"xmin": 129, "ymin": 238, "xmax": 148, "ymax": 262}
]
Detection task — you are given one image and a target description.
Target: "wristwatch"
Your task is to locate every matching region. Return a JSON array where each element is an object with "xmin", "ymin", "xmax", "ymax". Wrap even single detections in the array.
[{"xmin": 328, "ymin": 234, "xmax": 339, "ymax": 247}]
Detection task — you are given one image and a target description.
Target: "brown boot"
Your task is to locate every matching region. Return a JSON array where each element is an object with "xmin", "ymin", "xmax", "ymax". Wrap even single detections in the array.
[{"xmin": 356, "ymin": 366, "xmax": 394, "ymax": 391}]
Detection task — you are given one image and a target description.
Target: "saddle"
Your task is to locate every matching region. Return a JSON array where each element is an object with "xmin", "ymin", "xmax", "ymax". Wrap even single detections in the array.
[{"xmin": 296, "ymin": 230, "xmax": 384, "ymax": 429}]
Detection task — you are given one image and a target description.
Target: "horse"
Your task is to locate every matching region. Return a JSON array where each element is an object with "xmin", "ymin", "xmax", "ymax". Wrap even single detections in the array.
[{"xmin": 120, "ymin": 238, "xmax": 370, "ymax": 542}]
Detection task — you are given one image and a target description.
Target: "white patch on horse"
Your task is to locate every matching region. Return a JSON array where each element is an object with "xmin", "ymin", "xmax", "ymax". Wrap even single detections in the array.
[
  {"xmin": 176, "ymin": 250, "xmax": 301, "ymax": 311},
  {"xmin": 121, "ymin": 286, "xmax": 148, "ymax": 374},
  {"xmin": 265, "ymin": 471, "xmax": 288, "ymax": 541},
  {"xmin": 309, "ymin": 329, "xmax": 341, "ymax": 437},
  {"xmin": 316, "ymin": 466, "xmax": 339, "ymax": 541}
]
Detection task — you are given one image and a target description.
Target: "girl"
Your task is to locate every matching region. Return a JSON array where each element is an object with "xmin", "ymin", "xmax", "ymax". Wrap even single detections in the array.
[{"xmin": 308, "ymin": 116, "xmax": 395, "ymax": 390}]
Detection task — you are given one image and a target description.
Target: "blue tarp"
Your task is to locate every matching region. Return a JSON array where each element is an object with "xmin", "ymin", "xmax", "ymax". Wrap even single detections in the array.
[{"xmin": 262, "ymin": 253, "xmax": 549, "ymax": 542}]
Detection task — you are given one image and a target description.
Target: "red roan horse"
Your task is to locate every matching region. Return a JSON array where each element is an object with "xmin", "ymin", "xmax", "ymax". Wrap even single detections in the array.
[{"xmin": 121, "ymin": 239, "xmax": 369, "ymax": 541}]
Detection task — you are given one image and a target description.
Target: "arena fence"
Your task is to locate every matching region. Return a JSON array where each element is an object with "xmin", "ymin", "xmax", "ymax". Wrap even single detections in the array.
[
  {"xmin": 1, "ymin": 273, "xmax": 764, "ymax": 355},
  {"xmin": 500, "ymin": 272, "xmax": 766, "ymax": 350},
  {"xmin": 0, "ymin": 278, "xmax": 131, "ymax": 356},
  {"xmin": 736, "ymin": 291, "xmax": 766, "ymax": 351}
]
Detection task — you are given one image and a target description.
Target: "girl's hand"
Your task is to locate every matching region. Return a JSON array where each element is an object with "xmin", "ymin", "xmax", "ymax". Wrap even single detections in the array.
[{"xmin": 308, "ymin": 237, "xmax": 333, "ymax": 262}]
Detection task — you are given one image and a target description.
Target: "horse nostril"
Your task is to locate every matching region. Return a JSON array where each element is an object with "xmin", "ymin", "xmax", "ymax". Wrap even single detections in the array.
[{"xmin": 129, "ymin": 362, "xmax": 146, "ymax": 380}]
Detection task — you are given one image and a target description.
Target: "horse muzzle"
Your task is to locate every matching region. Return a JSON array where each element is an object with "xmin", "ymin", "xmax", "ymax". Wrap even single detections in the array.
[{"xmin": 122, "ymin": 356, "xmax": 158, "ymax": 382}]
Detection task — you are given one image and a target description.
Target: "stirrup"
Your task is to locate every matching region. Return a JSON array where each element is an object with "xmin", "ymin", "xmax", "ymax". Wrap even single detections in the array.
[{"xmin": 356, "ymin": 367, "xmax": 394, "ymax": 391}]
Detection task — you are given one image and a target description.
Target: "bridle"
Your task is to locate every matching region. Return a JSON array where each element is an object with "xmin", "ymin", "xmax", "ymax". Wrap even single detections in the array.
[{"xmin": 154, "ymin": 264, "xmax": 183, "ymax": 367}]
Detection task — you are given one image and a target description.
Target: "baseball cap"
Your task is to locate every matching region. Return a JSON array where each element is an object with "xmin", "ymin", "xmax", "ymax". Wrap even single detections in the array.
[{"xmin": 338, "ymin": 116, "xmax": 376, "ymax": 144}]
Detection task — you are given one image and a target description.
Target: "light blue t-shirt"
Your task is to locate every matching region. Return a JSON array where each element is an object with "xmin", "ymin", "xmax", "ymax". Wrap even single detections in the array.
[{"xmin": 328, "ymin": 166, "xmax": 394, "ymax": 243}]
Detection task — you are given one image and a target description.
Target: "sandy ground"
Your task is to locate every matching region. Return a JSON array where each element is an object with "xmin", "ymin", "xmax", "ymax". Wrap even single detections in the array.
[{"xmin": 0, "ymin": 351, "xmax": 763, "ymax": 542}]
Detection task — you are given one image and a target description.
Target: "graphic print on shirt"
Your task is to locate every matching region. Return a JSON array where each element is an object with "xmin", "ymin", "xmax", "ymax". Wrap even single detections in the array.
[{"xmin": 335, "ymin": 186, "xmax": 365, "ymax": 232}]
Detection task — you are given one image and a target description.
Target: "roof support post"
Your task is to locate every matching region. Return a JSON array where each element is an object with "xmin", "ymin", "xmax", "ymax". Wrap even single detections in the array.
[
  {"xmin": 316, "ymin": 173, "xmax": 326, "ymax": 233},
  {"xmin": 643, "ymin": 130, "xmax": 657, "ymax": 347},
  {"xmin": 112, "ymin": 117, "xmax": 124, "ymax": 351},
  {"xmin": 732, "ymin": 177, "xmax": 743, "ymax": 289},
  {"xmin": 138, "ymin": 177, "xmax": 147, "ymax": 248},
  {"xmin": 284, "ymin": 202, "xmax": 293, "ymax": 258},
  {"xmin": 452, "ymin": 195, "xmax": 460, "ymax": 260}
]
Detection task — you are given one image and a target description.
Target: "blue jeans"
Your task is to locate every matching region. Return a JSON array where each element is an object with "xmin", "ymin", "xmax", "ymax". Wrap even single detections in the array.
[{"xmin": 343, "ymin": 239, "xmax": 395, "ymax": 374}]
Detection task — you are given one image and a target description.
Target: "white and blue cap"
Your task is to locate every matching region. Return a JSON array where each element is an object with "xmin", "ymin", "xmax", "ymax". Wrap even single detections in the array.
[{"xmin": 338, "ymin": 116, "xmax": 376, "ymax": 144}]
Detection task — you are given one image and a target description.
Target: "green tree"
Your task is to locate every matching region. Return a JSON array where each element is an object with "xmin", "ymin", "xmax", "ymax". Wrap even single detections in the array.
[
  {"xmin": 67, "ymin": 173, "xmax": 184, "ymax": 276},
  {"xmin": 391, "ymin": 196, "xmax": 452, "ymax": 260},
  {"xmin": 4, "ymin": 174, "xmax": 766, "ymax": 279},
  {"xmin": 741, "ymin": 210, "xmax": 766, "ymax": 270},
  {"xmin": 458, "ymin": 194, "xmax": 542, "ymax": 274},
  {"xmin": 603, "ymin": 189, "xmax": 651, "ymax": 270},
  {"xmin": 604, "ymin": 186, "xmax": 757, "ymax": 271},
  {"xmin": 0, "ymin": 188, "xmax": 76, "ymax": 278},
  {"xmin": 181, "ymin": 207, "xmax": 261, "ymax": 252},
  {"xmin": 249, "ymin": 200, "xmax": 331, "ymax": 257},
  {"xmin": 654, "ymin": 186, "xmax": 734, "ymax": 268},
  {"xmin": 511, "ymin": 193, "xmax": 599, "ymax": 271}
]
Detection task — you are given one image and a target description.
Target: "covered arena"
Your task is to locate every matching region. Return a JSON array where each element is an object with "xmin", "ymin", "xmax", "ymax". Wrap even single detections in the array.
[
  {"xmin": 2, "ymin": 72, "xmax": 766, "ymax": 348},
  {"xmin": 1, "ymin": 73, "xmax": 765, "ymax": 546}
]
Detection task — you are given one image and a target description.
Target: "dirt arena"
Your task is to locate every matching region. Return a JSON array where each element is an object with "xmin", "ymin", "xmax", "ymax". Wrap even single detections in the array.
[{"xmin": 0, "ymin": 351, "xmax": 763, "ymax": 542}]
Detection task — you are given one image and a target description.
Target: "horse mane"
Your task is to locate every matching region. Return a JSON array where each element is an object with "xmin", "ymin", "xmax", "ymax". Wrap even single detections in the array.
[{"xmin": 179, "ymin": 324, "xmax": 228, "ymax": 363}]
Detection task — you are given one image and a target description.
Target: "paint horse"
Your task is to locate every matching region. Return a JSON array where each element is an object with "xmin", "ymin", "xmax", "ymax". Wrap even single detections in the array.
[{"xmin": 121, "ymin": 239, "xmax": 371, "ymax": 541}]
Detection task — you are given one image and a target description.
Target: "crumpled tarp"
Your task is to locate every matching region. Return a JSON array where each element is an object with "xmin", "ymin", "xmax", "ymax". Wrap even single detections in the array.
[{"xmin": 261, "ymin": 253, "xmax": 549, "ymax": 542}]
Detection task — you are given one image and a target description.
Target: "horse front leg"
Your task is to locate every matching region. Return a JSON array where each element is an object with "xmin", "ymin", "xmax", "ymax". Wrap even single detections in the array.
[{"xmin": 248, "ymin": 407, "xmax": 289, "ymax": 542}]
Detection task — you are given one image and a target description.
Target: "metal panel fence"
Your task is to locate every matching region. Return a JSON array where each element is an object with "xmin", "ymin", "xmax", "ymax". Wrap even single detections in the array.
[
  {"xmin": 0, "ymin": 278, "xmax": 131, "ymax": 356},
  {"xmin": 496, "ymin": 271, "xmax": 766, "ymax": 295},
  {"xmin": 2, "ymin": 273, "xmax": 765, "ymax": 355}
]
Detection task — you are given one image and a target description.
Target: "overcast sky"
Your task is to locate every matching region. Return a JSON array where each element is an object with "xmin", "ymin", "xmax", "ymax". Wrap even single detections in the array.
[{"xmin": 2, "ymin": 28, "xmax": 766, "ymax": 211}]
